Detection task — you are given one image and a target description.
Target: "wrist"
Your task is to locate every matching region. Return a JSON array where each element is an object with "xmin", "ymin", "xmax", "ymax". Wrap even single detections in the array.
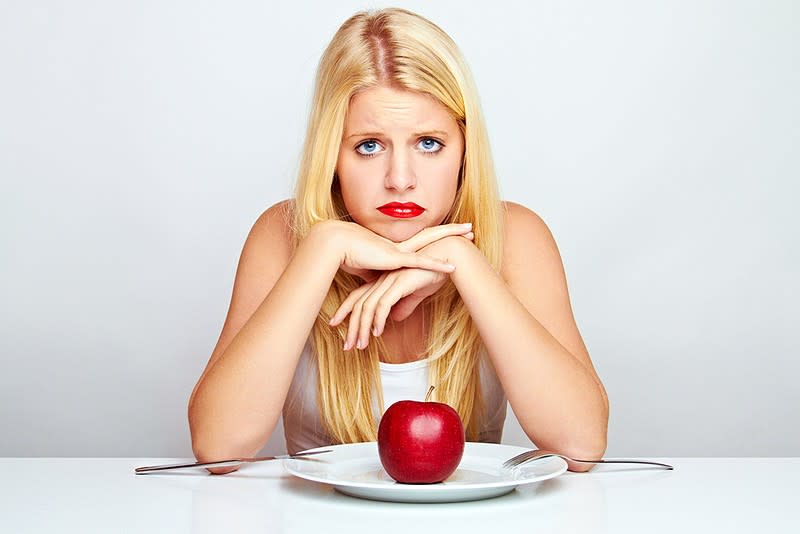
[
  {"xmin": 421, "ymin": 235, "xmax": 473, "ymax": 264},
  {"xmin": 305, "ymin": 220, "xmax": 347, "ymax": 266}
]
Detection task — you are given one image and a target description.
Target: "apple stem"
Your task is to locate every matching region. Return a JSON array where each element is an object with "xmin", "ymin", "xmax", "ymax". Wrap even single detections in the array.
[{"xmin": 424, "ymin": 385, "xmax": 435, "ymax": 402}]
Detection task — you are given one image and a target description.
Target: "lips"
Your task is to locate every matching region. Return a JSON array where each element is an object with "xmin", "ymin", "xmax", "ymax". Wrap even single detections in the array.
[{"xmin": 377, "ymin": 202, "xmax": 425, "ymax": 219}]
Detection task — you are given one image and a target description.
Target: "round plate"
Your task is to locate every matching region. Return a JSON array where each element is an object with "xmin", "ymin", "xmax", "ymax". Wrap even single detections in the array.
[{"xmin": 284, "ymin": 442, "xmax": 567, "ymax": 503}]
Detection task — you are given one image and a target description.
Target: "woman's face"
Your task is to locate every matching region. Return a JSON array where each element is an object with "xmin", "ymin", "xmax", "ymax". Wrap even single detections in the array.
[{"xmin": 336, "ymin": 85, "xmax": 464, "ymax": 243}]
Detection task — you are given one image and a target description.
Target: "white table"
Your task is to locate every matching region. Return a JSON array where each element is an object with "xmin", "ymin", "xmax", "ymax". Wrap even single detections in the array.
[{"xmin": 1, "ymin": 458, "xmax": 797, "ymax": 533}]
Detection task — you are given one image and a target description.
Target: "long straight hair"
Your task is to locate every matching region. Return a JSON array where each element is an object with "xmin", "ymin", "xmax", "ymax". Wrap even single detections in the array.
[{"xmin": 292, "ymin": 8, "xmax": 503, "ymax": 443}]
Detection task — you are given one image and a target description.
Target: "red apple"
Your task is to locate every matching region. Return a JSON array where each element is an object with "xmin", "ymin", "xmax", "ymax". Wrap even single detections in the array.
[{"xmin": 377, "ymin": 395, "xmax": 465, "ymax": 484}]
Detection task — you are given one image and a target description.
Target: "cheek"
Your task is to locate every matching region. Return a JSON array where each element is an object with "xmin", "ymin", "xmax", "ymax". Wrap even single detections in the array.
[
  {"xmin": 336, "ymin": 153, "xmax": 364, "ymax": 188},
  {"xmin": 336, "ymin": 160, "xmax": 379, "ymax": 220},
  {"xmin": 338, "ymin": 167, "xmax": 373, "ymax": 198},
  {"xmin": 430, "ymin": 154, "xmax": 462, "ymax": 194}
]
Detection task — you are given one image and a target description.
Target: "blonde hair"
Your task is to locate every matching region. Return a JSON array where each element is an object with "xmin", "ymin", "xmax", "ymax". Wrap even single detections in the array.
[{"xmin": 292, "ymin": 8, "xmax": 503, "ymax": 443}]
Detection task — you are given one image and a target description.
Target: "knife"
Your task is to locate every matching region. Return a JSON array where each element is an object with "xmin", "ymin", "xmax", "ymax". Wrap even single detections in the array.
[{"xmin": 134, "ymin": 449, "xmax": 332, "ymax": 474}]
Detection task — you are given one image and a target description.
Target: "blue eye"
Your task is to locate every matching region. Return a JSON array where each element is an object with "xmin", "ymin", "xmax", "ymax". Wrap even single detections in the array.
[
  {"xmin": 356, "ymin": 140, "xmax": 382, "ymax": 157},
  {"xmin": 418, "ymin": 138, "xmax": 443, "ymax": 153}
]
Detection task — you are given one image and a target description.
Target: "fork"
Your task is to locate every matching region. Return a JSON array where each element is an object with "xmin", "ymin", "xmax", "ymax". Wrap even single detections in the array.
[{"xmin": 503, "ymin": 449, "xmax": 674, "ymax": 470}]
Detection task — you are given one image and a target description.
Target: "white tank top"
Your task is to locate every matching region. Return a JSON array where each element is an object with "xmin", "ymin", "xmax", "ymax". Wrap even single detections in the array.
[{"xmin": 281, "ymin": 341, "xmax": 508, "ymax": 454}]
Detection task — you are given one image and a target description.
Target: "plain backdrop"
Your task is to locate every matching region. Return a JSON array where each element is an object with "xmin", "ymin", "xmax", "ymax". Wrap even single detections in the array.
[{"xmin": 1, "ymin": 0, "xmax": 797, "ymax": 458}]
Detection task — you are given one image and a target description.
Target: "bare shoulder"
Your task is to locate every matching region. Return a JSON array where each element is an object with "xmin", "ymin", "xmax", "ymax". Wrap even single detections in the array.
[
  {"xmin": 498, "ymin": 200, "xmax": 593, "ymax": 366},
  {"xmin": 236, "ymin": 198, "xmax": 296, "ymax": 298},
  {"xmin": 248, "ymin": 198, "xmax": 295, "ymax": 255},
  {"xmin": 190, "ymin": 198, "xmax": 298, "ymax": 390},
  {"xmin": 234, "ymin": 197, "xmax": 296, "ymax": 288},
  {"xmin": 500, "ymin": 200, "xmax": 561, "ymax": 276}
]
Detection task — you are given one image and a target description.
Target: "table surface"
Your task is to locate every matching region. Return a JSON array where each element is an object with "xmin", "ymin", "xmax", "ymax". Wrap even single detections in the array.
[{"xmin": 1, "ymin": 457, "xmax": 797, "ymax": 533}]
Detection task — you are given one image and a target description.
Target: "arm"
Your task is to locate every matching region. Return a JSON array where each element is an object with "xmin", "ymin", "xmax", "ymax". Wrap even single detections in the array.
[
  {"xmin": 188, "ymin": 210, "xmax": 467, "ymax": 473},
  {"xmin": 188, "ymin": 204, "xmax": 342, "ymax": 473},
  {"xmin": 327, "ymin": 206, "xmax": 607, "ymax": 472},
  {"xmin": 443, "ymin": 204, "xmax": 608, "ymax": 472}
]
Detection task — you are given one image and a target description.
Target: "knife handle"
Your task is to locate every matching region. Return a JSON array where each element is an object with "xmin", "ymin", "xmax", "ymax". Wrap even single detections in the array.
[{"xmin": 134, "ymin": 449, "xmax": 331, "ymax": 474}]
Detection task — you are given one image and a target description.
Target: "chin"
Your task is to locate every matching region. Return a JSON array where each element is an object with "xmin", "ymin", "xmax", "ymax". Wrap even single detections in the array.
[
  {"xmin": 381, "ymin": 225, "xmax": 421, "ymax": 243},
  {"xmin": 358, "ymin": 221, "xmax": 418, "ymax": 243},
  {"xmin": 358, "ymin": 214, "xmax": 443, "ymax": 242}
]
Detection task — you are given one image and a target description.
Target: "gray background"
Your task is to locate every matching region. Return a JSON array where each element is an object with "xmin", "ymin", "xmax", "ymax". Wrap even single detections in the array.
[{"xmin": 1, "ymin": 0, "xmax": 797, "ymax": 458}]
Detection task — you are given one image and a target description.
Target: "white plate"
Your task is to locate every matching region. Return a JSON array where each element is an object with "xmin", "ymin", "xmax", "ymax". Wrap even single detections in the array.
[{"xmin": 284, "ymin": 442, "xmax": 567, "ymax": 503}]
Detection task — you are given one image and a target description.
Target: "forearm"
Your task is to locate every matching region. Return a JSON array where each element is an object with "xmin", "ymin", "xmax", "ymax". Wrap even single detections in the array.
[
  {"xmin": 446, "ymin": 240, "xmax": 608, "ymax": 459},
  {"xmin": 188, "ymin": 224, "xmax": 342, "ymax": 459}
]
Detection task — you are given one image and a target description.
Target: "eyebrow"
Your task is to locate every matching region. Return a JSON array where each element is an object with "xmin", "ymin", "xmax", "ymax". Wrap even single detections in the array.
[{"xmin": 344, "ymin": 130, "xmax": 450, "ymax": 140}]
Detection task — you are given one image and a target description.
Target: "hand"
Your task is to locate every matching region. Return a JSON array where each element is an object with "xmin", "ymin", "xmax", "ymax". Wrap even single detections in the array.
[
  {"xmin": 329, "ymin": 234, "xmax": 473, "ymax": 350},
  {"xmin": 325, "ymin": 220, "xmax": 473, "ymax": 281}
]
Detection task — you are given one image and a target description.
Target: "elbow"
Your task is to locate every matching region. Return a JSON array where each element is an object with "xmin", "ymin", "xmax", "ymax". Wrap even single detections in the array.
[
  {"xmin": 566, "ymin": 420, "xmax": 609, "ymax": 473},
  {"xmin": 189, "ymin": 418, "xmax": 232, "ymax": 475},
  {"xmin": 531, "ymin": 427, "xmax": 607, "ymax": 473},
  {"xmin": 195, "ymin": 445, "xmax": 241, "ymax": 475},
  {"xmin": 188, "ymin": 412, "xmax": 235, "ymax": 473},
  {"xmin": 567, "ymin": 461, "xmax": 597, "ymax": 473},
  {"xmin": 191, "ymin": 441, "xmax": 243, "ymax": 475},
  {"xmin": 189, "ymin": 412, "xmax": 273, "ymax": 475},
  {"xmin": 567, "ymin": 431, "xmax": 607, "ymax": 464},
  {"xmin": 561, "ymin": 398, "xmax": 609, "ymax": 473},
  {"xmin": 190, "ymin": 434, "xmax": 265, "ymax": 476},
  {"xmin": 527, "ymin": 381, "xmax": 610, "ymax": 473},
  {"xmin": 186, "ymin": 374, "xmax": 278, "ymax": 475},
  {"xmin": 561, "ymin": 436, "xmax": 607, "ymax": 473}
]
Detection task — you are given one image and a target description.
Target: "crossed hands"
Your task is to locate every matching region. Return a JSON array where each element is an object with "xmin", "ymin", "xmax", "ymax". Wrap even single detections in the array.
[{"xmin": 323, "ymin": 220, "xmax": 474, "ymax": 351}]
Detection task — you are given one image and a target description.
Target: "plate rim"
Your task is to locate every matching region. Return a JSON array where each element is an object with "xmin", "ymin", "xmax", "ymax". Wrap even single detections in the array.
[{"xmin": 283, "ymin": 441, "xmax": 568, "ymax": 492}]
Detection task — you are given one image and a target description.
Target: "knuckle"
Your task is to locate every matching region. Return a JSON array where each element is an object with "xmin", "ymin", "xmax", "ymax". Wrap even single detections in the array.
[
  {"xmin": 361, "ymin": 297, "xmax": 377, "ymax": 314},
  {"xmin": 360, "ymin": 315, "xmax": 373, "ymax": 329},
  {"xmin": 375, "ymin": 297, "xmax": 393, "ymax": 311}
]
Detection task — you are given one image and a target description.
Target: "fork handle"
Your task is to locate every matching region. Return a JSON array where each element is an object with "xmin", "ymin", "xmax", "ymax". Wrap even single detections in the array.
[{"xmin": 573, "ymin": 458, "xmax": 674, "ymax": 470}]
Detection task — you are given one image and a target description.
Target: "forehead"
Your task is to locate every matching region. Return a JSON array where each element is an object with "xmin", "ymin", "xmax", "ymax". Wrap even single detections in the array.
[{"xmin": 344, "ymin": 86, "xmax": 457, "ymax": 131}]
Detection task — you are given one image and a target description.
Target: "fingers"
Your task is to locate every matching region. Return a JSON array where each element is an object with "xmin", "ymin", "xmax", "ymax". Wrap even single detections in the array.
[
  {"xmin": 388, "ymin": 294, "xmax": 425, "ymax": 323},
  {"xmin": 354, "ymin": 272, "xmax": 430, "ymax": 348},
  {"xmin": 335, "ymin": 272, "xmax": 411, "ymax": 351},
  {"xmin": 370, "ymin": 277, "xmax": 427, "ymax": 339},
  {"xmin": 356, "ymin": 275, "xmax": 397, "ymax": 348},
  {"xmin": 329, "ymin": 280, "xmax": 375, "ymax": 328},
  {"xmin": 398, "ymin": 223, "xmax": 473, "ymax": 252},
  {"xmin": 343, "ymin": 274, "xmax": 391, "ymax": 350},
  {"xmin": 344, "ymin": 283, "xmax": 375, "ymax": 351},
  {"xmin": 331, "ymin": 259, "xmax": 453, "ymax": 351}
]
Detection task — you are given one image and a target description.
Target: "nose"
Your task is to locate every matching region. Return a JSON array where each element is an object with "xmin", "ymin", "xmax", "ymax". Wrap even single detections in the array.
[{"xmin": 384, "ymin": 149, "xmax": 416, "ymax": 192}]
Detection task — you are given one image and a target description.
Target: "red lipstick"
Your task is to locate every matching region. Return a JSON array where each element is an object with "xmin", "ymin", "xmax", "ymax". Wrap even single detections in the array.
[{"xmin": 377, "ymin": 202, "xmax": 425, "ymax": 219}]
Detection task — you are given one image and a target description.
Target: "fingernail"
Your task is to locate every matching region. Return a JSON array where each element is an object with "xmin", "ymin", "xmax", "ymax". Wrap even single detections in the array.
[
  {"xmin": 356, "ymin": 339, "xmax": 364, "ymax": 350},
  {"xmin": 372, "ymin": 327, "xmax": 378, "ymax": 337},
  {"xmin": 462, "ymin": 222, "xmax": 472, "ymax": 229},
  {"xmin": 445, "ymin": 263, "xmax": 456, "ymax": 271}
]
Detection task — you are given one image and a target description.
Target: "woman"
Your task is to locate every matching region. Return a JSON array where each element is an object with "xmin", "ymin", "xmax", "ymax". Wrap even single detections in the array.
[{"xmin": 188, "ymin": 8, "xmax": 608, "ymax": 474}]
